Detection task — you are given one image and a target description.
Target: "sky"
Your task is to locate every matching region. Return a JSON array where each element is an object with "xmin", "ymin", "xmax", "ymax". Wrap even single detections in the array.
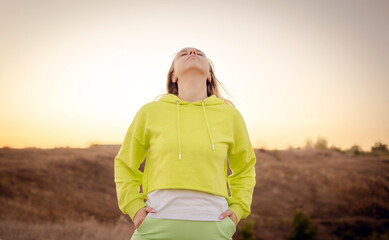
[{"xmin": 0, "ymin": 0, "xmax": 388, "ymax": 151}]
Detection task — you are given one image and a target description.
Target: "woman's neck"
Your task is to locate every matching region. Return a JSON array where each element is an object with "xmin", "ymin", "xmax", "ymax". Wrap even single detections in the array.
[{"xmin": 177, "ymin": 75, "xmax": 208, "ymax": 103}]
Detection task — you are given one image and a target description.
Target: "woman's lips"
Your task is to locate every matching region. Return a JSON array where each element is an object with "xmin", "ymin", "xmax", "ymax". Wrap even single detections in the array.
[{"xmin": 187, "ymin": 55, "xmax": 199, "ymax": 60}]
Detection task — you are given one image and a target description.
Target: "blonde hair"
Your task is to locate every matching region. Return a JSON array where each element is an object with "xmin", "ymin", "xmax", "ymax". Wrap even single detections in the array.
[{"xmin": 154, "ymin": 48, "xmax": 235, "ymax": 108}]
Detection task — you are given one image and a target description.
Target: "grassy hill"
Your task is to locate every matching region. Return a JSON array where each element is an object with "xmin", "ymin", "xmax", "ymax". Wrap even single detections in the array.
[{"xmin": 0, "ymin": 146, "xmax": 388, "ymax": 240}]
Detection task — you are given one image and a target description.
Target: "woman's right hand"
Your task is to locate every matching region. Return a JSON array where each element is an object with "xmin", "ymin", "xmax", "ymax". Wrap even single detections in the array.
[{"xmin": 133, "ymin": 206, "xmax": 157, "ymax": 229}]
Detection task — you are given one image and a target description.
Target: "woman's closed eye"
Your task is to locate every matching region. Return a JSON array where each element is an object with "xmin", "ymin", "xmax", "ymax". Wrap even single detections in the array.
[{"xmin": 181, "ymin": 53, "xmax": 203, "ymax": 56}]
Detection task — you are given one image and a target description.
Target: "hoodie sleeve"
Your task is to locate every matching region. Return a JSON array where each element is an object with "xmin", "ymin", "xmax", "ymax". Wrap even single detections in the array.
[
  {"xmin": 227, "ymin": 109, "xmax": 257, "ymax": 224},
  {"xmin": 114, "ymin": 106, "xmax": 149, "ymax": 222}
]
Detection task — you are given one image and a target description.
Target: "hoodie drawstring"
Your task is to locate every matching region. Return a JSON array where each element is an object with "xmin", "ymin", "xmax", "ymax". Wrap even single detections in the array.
[
  {"xmin": 175, "ymin": 99, "xmax": 215, "ymax": 160},
  {"xmin": 176, "ymin": 100, "xmax": 182, "ymax": 160}
]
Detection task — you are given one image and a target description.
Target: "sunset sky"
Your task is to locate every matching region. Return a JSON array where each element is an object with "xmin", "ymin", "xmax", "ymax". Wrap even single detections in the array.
[{"xmin": 0, "ymin": 0, "xmax": 388, "ymax": 151}]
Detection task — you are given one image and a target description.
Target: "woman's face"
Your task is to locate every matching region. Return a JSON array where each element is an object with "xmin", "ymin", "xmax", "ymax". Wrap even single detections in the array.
[{"xmin": 173, "ymin": 47, "xmax": 210, "ymax": 81}]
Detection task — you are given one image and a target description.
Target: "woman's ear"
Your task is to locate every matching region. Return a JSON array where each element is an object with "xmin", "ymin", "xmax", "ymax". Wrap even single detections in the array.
[
  {"xmin": 172, "ymin": 72, "xmax": 177, "ymax": 83},
  {"xmin": 207, "ymin": 73, "xmax": 212, "ymax": 82}
]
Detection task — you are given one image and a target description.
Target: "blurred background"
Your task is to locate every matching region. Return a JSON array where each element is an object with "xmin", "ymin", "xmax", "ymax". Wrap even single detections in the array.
[
  {"xmin": 0, "ymin": 0, "xmax": 388, "ymax": 239},
  {"xmin": 1, "ymin": 0, "xmax": 388, "ymax": 151}
]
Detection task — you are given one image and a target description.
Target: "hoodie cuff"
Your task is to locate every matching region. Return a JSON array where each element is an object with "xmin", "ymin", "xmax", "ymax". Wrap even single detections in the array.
[
  {"xmin": 228, "ymin": 203, "xmax": 245, "ymax": 225},
  {"xmin": 127, "ymin": 199, "xmax": 147, "ymax": 222}
]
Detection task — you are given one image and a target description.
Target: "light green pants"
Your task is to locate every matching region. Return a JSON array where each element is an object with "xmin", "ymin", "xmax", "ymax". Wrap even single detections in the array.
[{"xmin": 131, "ymin": 216, "xmax": 236, "ymax": 240}]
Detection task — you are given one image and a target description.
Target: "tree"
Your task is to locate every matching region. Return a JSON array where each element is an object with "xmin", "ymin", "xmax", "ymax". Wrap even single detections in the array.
[
  {"xmin": 314, "ymin": 136, "xmax": 328, "ymax": 150},
  {"xmin": 350, "ymin": 145, "xmax": 362, "ymax": 155},
  {"xmin": 371, "ymin": 142, "xmax": 388, "ymax": 153}
]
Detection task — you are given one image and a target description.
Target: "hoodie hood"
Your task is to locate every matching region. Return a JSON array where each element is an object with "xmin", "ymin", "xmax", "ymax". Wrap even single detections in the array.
[
  {"xmin": 158, "ymin": 93, "xmax": 226, "ymax": 106},
  {"xmin": 158, "ymin": 93, "xmax": 226, "ymax": 160}
]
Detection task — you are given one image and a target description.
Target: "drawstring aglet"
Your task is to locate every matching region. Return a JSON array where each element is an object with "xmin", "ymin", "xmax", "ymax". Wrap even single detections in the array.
[
  {"xmin": 179, "ymin": 153, "xmax": 181, "ymax": 159},
  {"xmin": 212, "ymin": 144, "xmax": 214, "ymax": 150}
]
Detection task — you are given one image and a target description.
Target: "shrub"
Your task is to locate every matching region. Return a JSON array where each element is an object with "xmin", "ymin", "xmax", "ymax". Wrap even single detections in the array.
[
  {"xmin": 370, "ymin": 231, "xmax": 389, "ymax": 240},
  {"xmin": 329, "ymin": 145, "xmax": 344, "ymax": 153},
  {"xmin": 240, "ymin": 219, "xmax": 255, "ymax": 240},
  {"xmin": 288, "ymin": 209, "xmax": 318, "ymax": 240},
  {"xmin": 304, "ymin": 138, "xmax": 314, "ymax": 150},
  {"xmin": 349, "ymin": 145, "xmax": 363, "ymax": 156}
]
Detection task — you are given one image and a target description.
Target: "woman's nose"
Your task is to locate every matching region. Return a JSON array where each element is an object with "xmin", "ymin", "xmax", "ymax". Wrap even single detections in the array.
[{"xmin": 189, "ymin": 50, "xmax": 197, "ymax": 55}]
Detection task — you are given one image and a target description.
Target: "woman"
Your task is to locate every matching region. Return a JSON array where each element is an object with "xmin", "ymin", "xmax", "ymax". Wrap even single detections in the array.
[{"xmin": 114, "ymin": 47, "xmax": 256, "ymax": 240}]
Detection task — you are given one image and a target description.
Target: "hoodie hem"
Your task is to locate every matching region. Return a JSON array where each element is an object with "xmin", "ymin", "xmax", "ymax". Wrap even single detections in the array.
[{"xmin": 144, "ymin": 186, "xmax": 229, "ymax": 201}]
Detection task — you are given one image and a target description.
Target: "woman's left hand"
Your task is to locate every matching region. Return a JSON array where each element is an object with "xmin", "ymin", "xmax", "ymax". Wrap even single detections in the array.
[{"xmin": 219, "ymin": 209, "xmax": 237, "ymax": 226}]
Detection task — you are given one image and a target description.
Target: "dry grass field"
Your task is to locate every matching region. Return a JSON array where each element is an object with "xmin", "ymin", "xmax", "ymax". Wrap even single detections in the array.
[
  {"xmin": 0, "ymin": 146, "xmax": 388, "ymax": 240},
  {"xmin": 251, "ymin": 148, "xmax": 389, "ymax": 240}
]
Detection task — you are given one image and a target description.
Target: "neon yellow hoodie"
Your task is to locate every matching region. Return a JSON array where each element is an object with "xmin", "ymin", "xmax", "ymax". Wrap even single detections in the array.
[{"xmin": 114, "ymin": 93, "xmax": 256, "ymax": 224}]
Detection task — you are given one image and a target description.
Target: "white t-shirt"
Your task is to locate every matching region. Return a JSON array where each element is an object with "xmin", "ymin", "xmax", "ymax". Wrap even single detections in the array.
[{"xmin": 145, "ymin": 189, "xmax": 229, "ymax": 221}]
